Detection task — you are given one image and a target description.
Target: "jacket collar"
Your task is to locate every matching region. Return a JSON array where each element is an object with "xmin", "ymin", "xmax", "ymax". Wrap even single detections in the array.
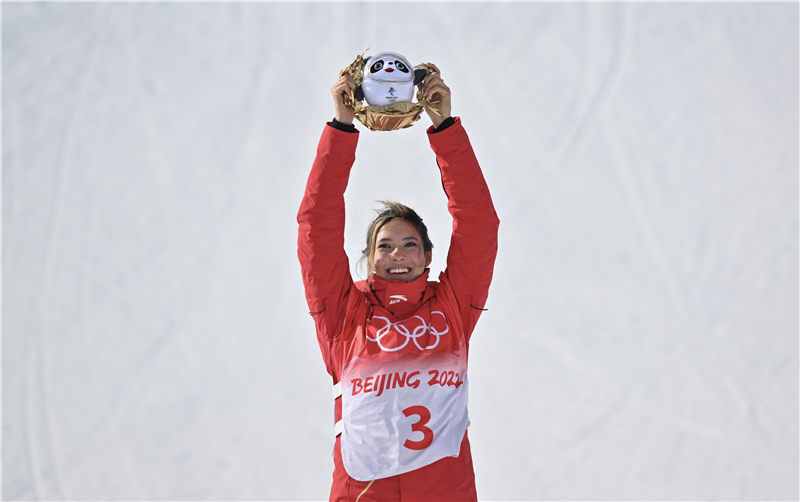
[{"xmin": 368, "ymin": 269, "xmax": 431, "ymax": 317}]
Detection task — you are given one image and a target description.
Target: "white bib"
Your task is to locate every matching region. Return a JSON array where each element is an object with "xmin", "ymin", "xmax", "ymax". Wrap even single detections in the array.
[{"xmin": 337, "ymin": 309, "xmax": 470, "ymax": 481}]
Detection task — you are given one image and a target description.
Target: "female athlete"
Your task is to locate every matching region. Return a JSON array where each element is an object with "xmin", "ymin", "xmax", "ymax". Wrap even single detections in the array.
[{"xmin": 297, "ymin": 63, "xmax": 499, "ymax": 501}]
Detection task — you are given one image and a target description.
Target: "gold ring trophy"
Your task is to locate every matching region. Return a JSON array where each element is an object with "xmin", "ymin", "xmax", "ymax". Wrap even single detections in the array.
[{"xmin": 342, "ymin": 49, "xmax": 440, "ymax": 132}]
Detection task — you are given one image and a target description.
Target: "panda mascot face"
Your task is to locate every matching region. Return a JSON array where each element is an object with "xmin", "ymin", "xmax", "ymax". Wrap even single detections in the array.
[
  {"xmin": 359, "ymin": 52, "xmax": 422, "ymax": 107},
  {"xmin": 367, "ymin": 56, "xmax": 413, "ymax": 82}
]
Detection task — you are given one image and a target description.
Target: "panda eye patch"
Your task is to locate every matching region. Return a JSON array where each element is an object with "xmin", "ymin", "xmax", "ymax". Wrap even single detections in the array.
[
  {"xmin": 394, "ymin": 60, "xmax": 409, "ymax": 73},
  {"xmin": 370, "ymin": 60, "xmax": 384, "ymax": 73}
]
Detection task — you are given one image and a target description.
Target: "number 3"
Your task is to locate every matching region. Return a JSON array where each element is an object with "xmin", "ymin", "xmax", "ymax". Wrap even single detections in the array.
[{"xmin": 403, "ymin": 405, "xmax": 433, "ymax": 450}]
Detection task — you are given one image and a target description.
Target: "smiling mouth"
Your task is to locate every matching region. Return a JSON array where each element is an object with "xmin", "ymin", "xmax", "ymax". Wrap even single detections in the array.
[
  {"xmin": 389, "ymin": 268, "xmax": 410, "ymax": 275},
  {"xmin": 385, "ymin": 68, "xmax": 394, "ymax": 72}
]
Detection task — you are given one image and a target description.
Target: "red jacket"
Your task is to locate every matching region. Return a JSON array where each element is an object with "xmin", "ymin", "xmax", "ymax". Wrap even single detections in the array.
[{"xmin": 297, "ymin": 118, "xmax": 498, "ymax": 500}]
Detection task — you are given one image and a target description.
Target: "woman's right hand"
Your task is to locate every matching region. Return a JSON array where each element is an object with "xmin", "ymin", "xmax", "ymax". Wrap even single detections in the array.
[{"xmin": 331, "ymin": 68, "xmax": 356, "ymax": 125}]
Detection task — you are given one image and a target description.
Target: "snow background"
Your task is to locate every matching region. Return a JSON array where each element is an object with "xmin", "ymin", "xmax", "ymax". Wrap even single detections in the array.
[{"xmin": 2, "ymin": 2, "xmax": 798, "ymax": 500}]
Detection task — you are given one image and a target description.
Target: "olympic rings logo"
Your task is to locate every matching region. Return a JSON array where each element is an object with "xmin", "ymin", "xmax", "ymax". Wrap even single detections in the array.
[{"xmin": 366, "ymin": 311, "xmax": 450, "ymax": 352}]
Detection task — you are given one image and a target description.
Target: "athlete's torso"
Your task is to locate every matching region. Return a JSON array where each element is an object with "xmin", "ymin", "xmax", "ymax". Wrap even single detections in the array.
[{"xmin": 334, "ymin": 275, "xmax": 471, "ymax": 480}]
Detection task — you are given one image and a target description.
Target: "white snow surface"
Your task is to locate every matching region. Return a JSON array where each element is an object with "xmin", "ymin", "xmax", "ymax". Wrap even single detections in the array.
[{"xmin": 2, "ymin": 3, "xmax": 798, "ymax": 500}]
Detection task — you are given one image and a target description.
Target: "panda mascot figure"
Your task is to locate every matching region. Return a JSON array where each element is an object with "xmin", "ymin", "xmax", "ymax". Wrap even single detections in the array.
[
  {"xmin": 356, "ymin": 52, "xmax": 428, "ymax": 107},
  {"xmin": 342, "ymin": 49, "xmax": 435, "ymax": 131}
]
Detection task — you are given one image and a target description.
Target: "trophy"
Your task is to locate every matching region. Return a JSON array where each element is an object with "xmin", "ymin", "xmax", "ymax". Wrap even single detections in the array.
[{"xmin": 342, "ymin": 49, "xmax": 440, "ymax": 132}]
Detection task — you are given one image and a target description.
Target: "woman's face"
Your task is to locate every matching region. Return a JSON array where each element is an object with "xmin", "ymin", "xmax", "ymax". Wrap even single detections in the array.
[{"xmin": 372, "ymin": 219, "xmax": 431, "ymax": 282}]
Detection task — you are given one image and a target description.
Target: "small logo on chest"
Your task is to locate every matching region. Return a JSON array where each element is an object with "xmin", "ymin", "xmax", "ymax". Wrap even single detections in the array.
[{"xmin": 388, "ymin": 294, "xmax": 407, "ymax": 305}]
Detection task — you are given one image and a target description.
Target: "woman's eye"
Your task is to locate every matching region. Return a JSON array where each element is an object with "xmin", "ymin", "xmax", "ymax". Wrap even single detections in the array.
[
  {"xmin": 378, "ymin": 244, "xmax": 391, "ymax": 250},
  {"xmin": 405, "ymin": 242, "xmax": 417, "ymax": 248}
]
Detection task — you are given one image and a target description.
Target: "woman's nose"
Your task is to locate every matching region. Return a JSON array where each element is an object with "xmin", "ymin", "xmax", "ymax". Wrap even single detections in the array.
[{"xmin": 391, "ymin": 247, "xmax": 405, "ymax": 259}]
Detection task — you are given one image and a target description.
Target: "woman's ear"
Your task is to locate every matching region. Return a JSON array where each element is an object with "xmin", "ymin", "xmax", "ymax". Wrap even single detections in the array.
[{"xmin": 425, "ymin": 251, "xmax": 432, "ymax": 268}]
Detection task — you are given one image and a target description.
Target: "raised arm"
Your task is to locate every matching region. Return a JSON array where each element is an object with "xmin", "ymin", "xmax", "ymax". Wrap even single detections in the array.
[
  {"xmin": 297, "ymin": 70, "xmax": 360, "ymax": 376},
  {"xmin": 421, "ymin": 66, "xmax": 499, "ymax": 339}
]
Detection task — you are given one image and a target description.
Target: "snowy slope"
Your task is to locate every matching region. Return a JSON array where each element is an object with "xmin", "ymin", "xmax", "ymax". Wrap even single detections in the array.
[{"xmin": 3, "ymin": 3, "xmax": 797, "ymax": 500}]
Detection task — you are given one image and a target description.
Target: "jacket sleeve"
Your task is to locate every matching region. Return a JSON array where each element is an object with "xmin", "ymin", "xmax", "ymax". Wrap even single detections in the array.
[
  {"xmin": 428, "ymin": 118, "xmax": 499, "ymax": 339},
  {"xmin": 297, "ymin": 123, "xmax": 359, "ymax": 376}
]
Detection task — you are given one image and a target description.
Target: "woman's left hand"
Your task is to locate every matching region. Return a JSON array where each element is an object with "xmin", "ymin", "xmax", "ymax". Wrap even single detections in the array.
[{"xmin": 420, "ymin": 63, "xmax": 451, "ymax": 128}]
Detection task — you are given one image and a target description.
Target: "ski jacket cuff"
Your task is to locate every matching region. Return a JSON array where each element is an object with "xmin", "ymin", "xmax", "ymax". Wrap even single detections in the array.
[
  {"xmin": 428, "ymin": 116, "xmax": 456, "ymax": 134},
  {"xmin": 329, "ymin": 119, "xmax": 358, "ymax": 133}
]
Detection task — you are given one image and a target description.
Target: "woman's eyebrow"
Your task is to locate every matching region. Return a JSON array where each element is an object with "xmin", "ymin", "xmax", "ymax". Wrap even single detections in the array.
[{"xmin": 378, "ymin": 236, "xmax": 419, "ymax": 242}]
